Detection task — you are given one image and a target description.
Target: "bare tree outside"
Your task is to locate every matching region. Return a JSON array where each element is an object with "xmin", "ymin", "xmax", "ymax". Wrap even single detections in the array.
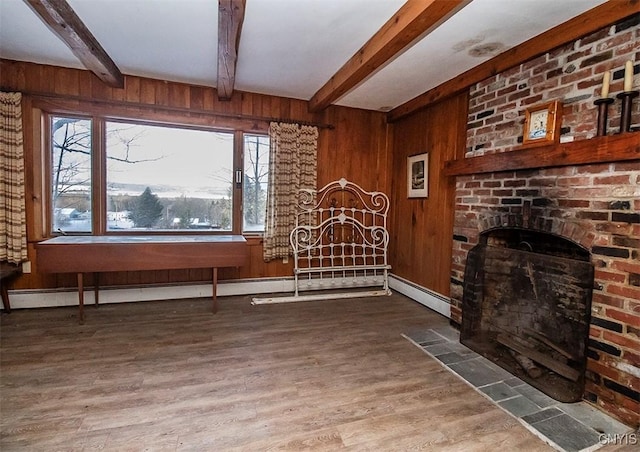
[
  {"xmin": 243, "ymin": 135, "xmax": 270, "ymax": 231},
  {"xmin": 51, "ymin": 117, "xmax": 162, "ymax": 232},
  {"xmin": 51, "ymin": 117, "xmax": 93, "ymax": 232}
]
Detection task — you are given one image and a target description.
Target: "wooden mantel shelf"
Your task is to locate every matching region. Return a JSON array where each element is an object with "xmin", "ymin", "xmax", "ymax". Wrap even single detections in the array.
[{"xmin": 443, "ymin": 132, "xmax": 639, "ymax": 177}]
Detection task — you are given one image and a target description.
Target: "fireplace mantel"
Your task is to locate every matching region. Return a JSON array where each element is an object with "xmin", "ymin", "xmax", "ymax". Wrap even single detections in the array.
[{"xmin": 444, "ymin": 131, "xmax": 639, "ymax": 177}]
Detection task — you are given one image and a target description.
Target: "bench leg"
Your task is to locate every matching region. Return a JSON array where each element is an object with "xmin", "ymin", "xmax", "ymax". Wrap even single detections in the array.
[
  {"xmin": 77, "ymin": 273, "xmax": 85, "ymax": 324},
  {"xmin": 1, "ymin": 283, "xmax": 10, "ymax": 313},
  {"xmin": 94, "ymin": 272, "xmax": 99, "ymax": 306},
  {"xmin": 212, "ymin": 267, "xmax": 218, "ymax": 313}
]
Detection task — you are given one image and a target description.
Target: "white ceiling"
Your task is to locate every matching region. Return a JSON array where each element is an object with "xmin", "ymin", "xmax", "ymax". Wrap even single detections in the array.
[{"xmin": 0, "ymin": 0, "xmax": 608, "ymax": 112}]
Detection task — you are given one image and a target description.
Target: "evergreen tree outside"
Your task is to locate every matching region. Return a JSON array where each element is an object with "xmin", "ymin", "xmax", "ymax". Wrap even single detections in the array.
[{"xmin": 128, "ymin": 187, "xmax": 163, "ymax": 228}]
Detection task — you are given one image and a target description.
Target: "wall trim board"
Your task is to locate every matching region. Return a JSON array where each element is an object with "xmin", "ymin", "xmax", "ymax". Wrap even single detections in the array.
[
  {"xmin": 388, "ymin": 274, "xmax": 451, "ymax": 318},
  {"xmin": 6, "ymin": 274, "xmax": 451, "ymax": 318},
  {"xmin": 6, "ymin": 278, "xmax": 295, "ymax": 310}
]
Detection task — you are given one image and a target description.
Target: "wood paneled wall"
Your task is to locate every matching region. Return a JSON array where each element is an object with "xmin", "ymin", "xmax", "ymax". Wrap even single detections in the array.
[
  {"xmin": 0, "ymin": 59, "xmax": 391, "ymax": 290},
  {"xmin": 388, "ymin": 92, "xmax": 469, "ymax": 296}
]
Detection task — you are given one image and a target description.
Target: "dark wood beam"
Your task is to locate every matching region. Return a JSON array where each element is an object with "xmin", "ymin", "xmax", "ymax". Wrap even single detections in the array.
[
  {"xmin": 24, "ymin": 0, "xmax": 124, "ymax": 88},
  {"xmin": 308, "ymin": 0, "xmax": 468, "ymax": 113},
  {"xmin": 217, "ymin": 0, "xmax": 246, "ymax": 100},
  {"xmin": 388, "ymin": 0, "xmax": 639, "ymax": 122}
]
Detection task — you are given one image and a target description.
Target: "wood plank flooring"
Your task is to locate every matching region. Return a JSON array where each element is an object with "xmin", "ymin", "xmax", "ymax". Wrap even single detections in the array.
[{"xmin": 1, "ymin": 293, "xmax": 555, "ymax": 451}]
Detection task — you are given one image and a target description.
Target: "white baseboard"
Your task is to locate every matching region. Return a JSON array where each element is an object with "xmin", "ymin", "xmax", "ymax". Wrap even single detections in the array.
[
  {"xmin": 7, "ymin": 274, "xmax": 450, "ymax": 319},
  {"xmin": 252, "ymin": 288, "xmax": 391, "ymax": 305},
  {"xmin": 388, "ymin": 274, "xmax": 451, "ymax": 319},
  {"xmin": 7, "ymin": 277, "xmax": 296, "ymax": 310}
]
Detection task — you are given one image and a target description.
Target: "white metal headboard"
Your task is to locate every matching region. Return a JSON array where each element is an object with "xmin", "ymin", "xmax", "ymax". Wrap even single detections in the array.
[{"xmin": 253, "ymin": 178, "xmax": 391, "ymax": 304}]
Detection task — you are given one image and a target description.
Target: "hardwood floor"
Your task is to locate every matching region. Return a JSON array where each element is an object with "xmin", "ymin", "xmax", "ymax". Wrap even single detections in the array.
[{"xmin": 1, "ymin": 293, "xmax": 554, "ymax": 451}]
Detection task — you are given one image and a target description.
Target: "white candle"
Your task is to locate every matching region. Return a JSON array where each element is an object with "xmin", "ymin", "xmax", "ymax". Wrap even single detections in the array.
[
  {"xmin": 601, "ymin": 70, "xmax": 611, "ymax": 98},
  {"xmin": 623, "ymin": 60, "xmax": 634, "ymax": 92}
]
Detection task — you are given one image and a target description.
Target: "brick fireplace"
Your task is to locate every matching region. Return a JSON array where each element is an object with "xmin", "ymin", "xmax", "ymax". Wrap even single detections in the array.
[
  {"xmin": 450, "ymin": 160, "xmax": 639, "ymax": 427},
  {"xmin": 460, "ymin": 214, "xmax": 594, "ymax": 403},
  {"xmin": 448, "ymin": 16, "xmax": 639, "ymax": 427}
]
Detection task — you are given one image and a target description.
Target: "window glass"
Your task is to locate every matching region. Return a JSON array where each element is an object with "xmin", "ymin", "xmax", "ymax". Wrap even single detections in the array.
[
  {"xmin": 243, "ymin": 134, "xmax": 270, "ymax": 232},
  {"xmin": 105, "ymin": 122, "xmax": 234, "ymax": 231},
  {"xmin": 51, "ymin": 116, "xmax": 92, "ymax": 233}
]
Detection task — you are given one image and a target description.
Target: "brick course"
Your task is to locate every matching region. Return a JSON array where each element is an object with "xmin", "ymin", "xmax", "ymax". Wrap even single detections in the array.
[
  {"xmin": 465, "ymin": 18, "xmax": 639, "ymax": 157},
  {"xmin": 451, "ymin": 15, "xmax": 640, "ymax": 428}
]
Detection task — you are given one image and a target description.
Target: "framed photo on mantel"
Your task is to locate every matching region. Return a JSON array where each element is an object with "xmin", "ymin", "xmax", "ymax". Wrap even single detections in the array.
[
  {"xmin": 407, "ymin": 152, "xmax": 428, "ymax": 198},
  {"xmin": 522, "ymin": 100, "xmax": 562, "ymax": 147}
]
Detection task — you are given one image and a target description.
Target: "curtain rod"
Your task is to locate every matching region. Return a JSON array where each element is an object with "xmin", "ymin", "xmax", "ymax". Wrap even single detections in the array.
[{"xmin": 11, "ymin": 89, "xmax": 335, "ymax": 130}]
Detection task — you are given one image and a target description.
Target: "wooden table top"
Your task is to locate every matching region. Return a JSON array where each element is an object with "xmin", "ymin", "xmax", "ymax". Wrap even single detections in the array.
[
  {"xmin": 37, "ymin": 235, "xmax": 247, "ymax": 245},
  {"xmin": 36, "ymin": 235, "xmax": 249, "ymax": 273}
]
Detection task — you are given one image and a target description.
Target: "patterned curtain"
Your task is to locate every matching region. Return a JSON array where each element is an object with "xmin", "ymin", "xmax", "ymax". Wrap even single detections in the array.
[
  {"xmin": 0, "ymin": 92, "xmax": 28, "ymax": 264},
  {"xmin": 263, "ymin": 122, "xmax": 318, "ymax": 261}
]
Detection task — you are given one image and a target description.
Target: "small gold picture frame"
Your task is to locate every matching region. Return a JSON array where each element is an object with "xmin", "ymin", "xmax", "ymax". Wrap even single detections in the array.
[{"xmin": 522, "ymin": 100, "xmax": 562, "ymax": 146}]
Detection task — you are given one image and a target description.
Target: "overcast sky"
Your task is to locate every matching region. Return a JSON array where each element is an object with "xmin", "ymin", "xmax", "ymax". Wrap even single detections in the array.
[{"xmin": 106, "ymin": 123, "xmax": 234, "ymax": 197}]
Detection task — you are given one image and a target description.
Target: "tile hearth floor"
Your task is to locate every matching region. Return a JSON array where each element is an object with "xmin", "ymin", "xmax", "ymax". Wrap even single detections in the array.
[{"xmin": 403, "ymin": 326, "xmax": 634, "ymax": 452}]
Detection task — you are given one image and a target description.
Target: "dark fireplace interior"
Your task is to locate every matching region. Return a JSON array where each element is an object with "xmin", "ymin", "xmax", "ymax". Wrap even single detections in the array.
[{"xmin": 460, "ymin": 226, "xmax": 594, "ymax": 402}]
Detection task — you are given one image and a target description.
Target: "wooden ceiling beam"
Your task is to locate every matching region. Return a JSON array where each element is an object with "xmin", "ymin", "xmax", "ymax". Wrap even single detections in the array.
[
  {"xmin": 217, "ymin": 0, "xmax": 246, "ymax": 100},
  {"xmin": 308, "ymin": 0, "xmax": 468, "ymax": 113},
  {"xmin": 387, "ymin": 0, "xmax": 639, "ymax": 122},
  {"xmin": 25, "ymin": 0, "xmax": 124, "ymax": 88}
]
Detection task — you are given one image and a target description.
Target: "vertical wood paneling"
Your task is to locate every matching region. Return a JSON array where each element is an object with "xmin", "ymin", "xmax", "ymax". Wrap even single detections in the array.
[
  {"xmin": 139, "ymin": 78, "xmax": 156, "ymax": 105},
  {"xmin": 189, "ymin": 86, "xmax": 205, "ymax": 110},
  {"xmin": 125, "ymin": 270, "xmax": 142, "ymax": 286},
  {"xmin": 2, "ymin": 62, "xmax": 25, "ymax": 88},
  {"xmin": 1, "ymin": 59, "xmax": 390, "ymax": 291},
  {"xmin": 241, "ymin": 92, "xmax": 253, "ymax": 116},
  {"xmin": 202, "ymin": 87, "xmax": 215, "ymax": 112},
  {"xmin": 90, "ymin": 74, "xmax": 112, "ymax": 100},
  {"xmin": 124, "ymin": 76, "xmax": 140, "ymax": 103},
  {"xmin": 168, "ymin": 83, "xmax": 189, "ymax": 108},
  {"xmin": 111, "ymin": 84, "xmax": 125, "ymax": 103},
  {"xmin": 41, "ymin": 65, "xmax": 56, "ymax": 93},
  {"xmin": 78, "ymin": 71, "xmax": 93, "ymax": 98},
  {"xmin": 319, "ymin": 106, "xmax": 390, "ymax": 194},
  {"xmin": 155, "ymin": 81, "xmax": 169, "ymax": 106},
  {"xmin": 23, "ymin": 64, "xmax": 41, "ymax": 91},
  {"xmin": 389, "ymin": 92, "xmax": 468, "ymax": 296}
]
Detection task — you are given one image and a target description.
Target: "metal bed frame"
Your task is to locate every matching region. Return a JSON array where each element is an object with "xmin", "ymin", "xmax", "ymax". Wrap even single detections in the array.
[{"xmin": 253, "ymin": 178, "xmax": 391, "ymax": 304}]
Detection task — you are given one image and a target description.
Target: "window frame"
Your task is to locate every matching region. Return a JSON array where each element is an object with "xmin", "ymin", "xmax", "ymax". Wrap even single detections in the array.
[
  {"xmin": 42, "ymin": 109, "xmax": 267, "ymax": 237},
  {"xmin": 47, "ymin": 113, "xmax": 96, "ymax": 236}
]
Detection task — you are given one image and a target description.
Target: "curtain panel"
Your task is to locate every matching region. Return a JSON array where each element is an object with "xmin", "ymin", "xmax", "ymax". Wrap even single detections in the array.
[
  {"xmin": 263, "ymin": 122, "xmax": 318, "ymax": 261},
  {"xmin": 0, "ymin": 92, "xmax": 28, "ymax": 264}
]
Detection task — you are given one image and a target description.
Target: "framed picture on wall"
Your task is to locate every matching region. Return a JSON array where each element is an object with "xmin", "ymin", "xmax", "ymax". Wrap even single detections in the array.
[{"xmin": 407, "ymin": 152, "xmax": 428, "ymax": 198}]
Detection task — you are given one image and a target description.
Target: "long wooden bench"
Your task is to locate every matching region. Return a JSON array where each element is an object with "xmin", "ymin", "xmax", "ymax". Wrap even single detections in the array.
[{"xmin": 36, "ymin": 235, "xmax": 248, "ymax": 323}]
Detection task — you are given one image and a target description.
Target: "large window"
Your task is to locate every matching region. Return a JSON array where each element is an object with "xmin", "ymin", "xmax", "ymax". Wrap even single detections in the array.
[
  {"xmin": 49, "ymin": 115, "xmax": 269, "ymax": 235},
  {"xmin": 106, "ymin": 122, "xmax": 233, "ymax": 231}
]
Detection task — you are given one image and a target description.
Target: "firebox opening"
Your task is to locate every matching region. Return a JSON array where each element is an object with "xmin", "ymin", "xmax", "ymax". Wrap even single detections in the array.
[
  {"xmin": 461, "ymin": 227, "xmax": 594, "ymax": 403},
  {"xmin": 479, "ymin": 227, "xmax": 591, "ymax": 261}
]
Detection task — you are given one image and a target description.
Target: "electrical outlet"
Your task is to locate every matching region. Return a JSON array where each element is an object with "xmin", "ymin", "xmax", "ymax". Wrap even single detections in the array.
[
  {"xmin": 22, "ymin": 261, "xmax": 32, "ymax": 273},
  {"xmin": 282, "ymin": 256, "xmax": 289, "ymax": 264}
]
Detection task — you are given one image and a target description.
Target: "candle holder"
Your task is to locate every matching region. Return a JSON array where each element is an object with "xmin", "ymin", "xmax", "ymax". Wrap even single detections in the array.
[
  {"xmin": 617, "ymin": 90, "xmax": 639, "ymax": 133},
  {"xmin": 594, "ymin": 97, "xmax": 614, "ymax": 136}
]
